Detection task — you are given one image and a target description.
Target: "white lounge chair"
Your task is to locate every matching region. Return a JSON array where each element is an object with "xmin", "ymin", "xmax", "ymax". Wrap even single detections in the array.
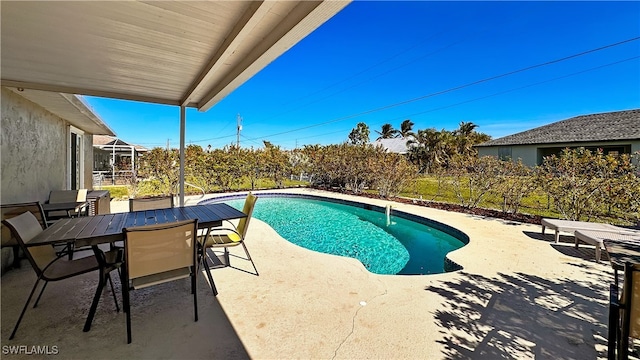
[
  {"xmin": 540, "ymin": 218, "xmax": 622, "ymax": 243},
  {"xmin": 574, "ymin": 229, "xmax": 640, "ymax": 262}
]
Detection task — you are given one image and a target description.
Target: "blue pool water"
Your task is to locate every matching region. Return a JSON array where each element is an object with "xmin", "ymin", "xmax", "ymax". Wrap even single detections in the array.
[{"xmin": 217, "ymin": 196, "xmax": 466, "ymax": 275}]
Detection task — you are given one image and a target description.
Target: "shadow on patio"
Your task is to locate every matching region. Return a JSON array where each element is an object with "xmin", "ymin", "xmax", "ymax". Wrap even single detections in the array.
[
  {"xmin": 0, "ymin": 257, "xmax": 250, "ymax": 359},
  {"xmin": 426, "ymin": 271, "xmax": 610, "ymax": 359}
]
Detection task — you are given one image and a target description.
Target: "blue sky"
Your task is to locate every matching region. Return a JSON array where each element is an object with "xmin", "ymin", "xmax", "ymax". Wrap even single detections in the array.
[{"xmin": 84, "ymin": 1, "xmax": 640, "ymax": 150}]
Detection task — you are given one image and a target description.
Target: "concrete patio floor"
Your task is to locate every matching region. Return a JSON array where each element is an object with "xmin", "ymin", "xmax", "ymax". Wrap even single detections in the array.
[{"xmin": 0, "ymin": 188, "xmax": 616, "ymax": 359}]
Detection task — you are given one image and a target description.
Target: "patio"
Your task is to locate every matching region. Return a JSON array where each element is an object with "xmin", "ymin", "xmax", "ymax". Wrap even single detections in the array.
[{"xmin": 1, "ymin": 188, "xmax": 613, "ymax": 359}]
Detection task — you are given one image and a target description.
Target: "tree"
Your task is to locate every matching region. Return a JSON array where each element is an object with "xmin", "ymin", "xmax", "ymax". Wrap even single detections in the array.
[
  {"xmin": 348, "ymin": 122, "xmax": 370, "ymax": 146},
  {"xmin": 373, "ymin": 151, "xmax": 418, "ymax": 198},
  {"xmin": 534, "ymin": 147, "xmax": 636, "ymax": 221},
  {"xmin": 397, "ymin": 119, "xmax": 415, "ymax": 139},
  {"xmin": 261, "ymin": 141, "xmax": 291, "ymax": 188},
  {"xmin": 493, "ymin": 160, "xmax": 537, "ymax": 213},
  {"xmin": 453, "ymin": 121, "xmax": 491, "ymax": 156},
  {"xmin": 448, "ymin": 154, "xmax": 504, "ymax": 209},
  {"xmin": 137, "ymin": 147, "xmax": 180, "ymax": 195},
  {"xmin": 375, "ymin": 123, "xmax": 397, "ymax": 140}
]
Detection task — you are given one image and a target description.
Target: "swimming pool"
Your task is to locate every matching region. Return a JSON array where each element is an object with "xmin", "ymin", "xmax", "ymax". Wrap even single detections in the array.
[{"xmin": 202, "ymin": 194, "xmax": 468, "ymax": 275}]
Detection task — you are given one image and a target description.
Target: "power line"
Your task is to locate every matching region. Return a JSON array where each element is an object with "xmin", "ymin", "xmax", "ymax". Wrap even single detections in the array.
[
  {"xmin": 260, "ymin": 6, "xmax": 534, "ymax": 122},
  {"xmin": 262, "ymin": 55, "xmax": 640, "ymax": 146},
  {"xmin": 243, "ymin": 36, "xmax": 639, "ymax": 142}
]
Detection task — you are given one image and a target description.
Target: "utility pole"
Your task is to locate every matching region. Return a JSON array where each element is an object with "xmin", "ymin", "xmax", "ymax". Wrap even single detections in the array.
[
  {"xmin": 166, "ymin": 139, "xmax": 170, "ymax": 150},
  {"xmin": 236, "ymin": 113, "xmax": 243, "ymax": 148}
]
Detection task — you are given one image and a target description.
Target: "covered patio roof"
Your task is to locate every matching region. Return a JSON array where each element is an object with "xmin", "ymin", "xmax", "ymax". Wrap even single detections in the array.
[
  {"xmin": 1, "ymin": 1, "xmax": 349, "ymax": 110},
  {"xmin": 1, "ymin": 0, "xmax": 350, "ymax": 204}
]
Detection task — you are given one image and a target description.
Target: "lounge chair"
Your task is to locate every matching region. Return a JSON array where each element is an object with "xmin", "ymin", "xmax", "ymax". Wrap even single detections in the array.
[
  {"xmin": 540, "ymin": 218, "xmax": 622, "ymax": 243},
  {"xmin": 199, "ymin": 193, "xmax": 259, "ymax": 295},
  {"xmin": 574, "ymin": 229, "xmax": 640, "ymax": 262}
]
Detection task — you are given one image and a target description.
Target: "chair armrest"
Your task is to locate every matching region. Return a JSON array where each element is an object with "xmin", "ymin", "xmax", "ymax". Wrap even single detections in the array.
[
  {"xmin": 207, "ymin": 227, "xmax": 239, "ymax": 234},
  {"xmin": 222, "ymin": 219, "xmax": 240, "ymax": 231}
]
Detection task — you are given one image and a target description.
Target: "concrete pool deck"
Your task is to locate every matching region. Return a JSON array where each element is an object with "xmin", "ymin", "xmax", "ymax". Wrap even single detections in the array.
[{"xmin": 0, "ymin": 188, "xmax": 615, "ymax": 359}]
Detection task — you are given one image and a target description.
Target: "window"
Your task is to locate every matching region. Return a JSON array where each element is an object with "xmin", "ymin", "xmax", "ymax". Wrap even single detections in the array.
[{"xmin": 498, "ymin": 147, "xmax": 512, "ymax": 161}]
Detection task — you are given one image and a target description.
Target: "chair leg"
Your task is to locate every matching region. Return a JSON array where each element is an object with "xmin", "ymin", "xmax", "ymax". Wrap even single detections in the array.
[
  {"xmin": 10, "ymin": 278, "xmax": 42, "ymax": 340},
  {"xmin": 609, "ymin": 284, "xmax": 619, "ymax": 360},
  {"xmin": 201, "ymin": 250, "xmax": 218, "ymax": 296},
  {"xmin": 83, "ymin": 270, "xmax": 107, "ymax": 332},
  {"xmin": 107, "ymin": 272, "xmax": 120, "ymax": 312},
  {"xmin": 241, "ymin": 242, "xmax": 259, "ymax": 276},
  {"xmin": 122, "ymin": 263, "xmax": 132, "ymax": 344},
  {"xmin": 33, "ymin": 281, "xmax": 49, "ymax": 308},
  {"xmin": 192, "ymin": 268, "xmax": 198, "ymax": 322},
  {"xmin": 11, "ymin": 246, "xmax": 21, "ymax": 268}
]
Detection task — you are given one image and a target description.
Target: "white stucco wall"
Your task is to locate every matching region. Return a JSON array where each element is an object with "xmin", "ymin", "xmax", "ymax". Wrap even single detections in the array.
[{"xmin": 1, "ymin": 88, "xmax": 93, "ymax": 204}]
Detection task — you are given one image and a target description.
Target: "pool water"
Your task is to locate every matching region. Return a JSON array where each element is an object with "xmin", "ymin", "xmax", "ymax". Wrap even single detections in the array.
[{"xmin": 223, "ymin": 197, "xmax": 465, "ymax": 275}]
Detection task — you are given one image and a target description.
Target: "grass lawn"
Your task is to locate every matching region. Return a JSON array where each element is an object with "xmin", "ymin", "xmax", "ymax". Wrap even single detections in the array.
[{"xmin": 399, "ymin": 176, "xmax": 632, "ymax": 224}]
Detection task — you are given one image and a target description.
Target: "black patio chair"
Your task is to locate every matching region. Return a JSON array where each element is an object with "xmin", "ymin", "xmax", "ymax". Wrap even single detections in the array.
[
  {"xmin": 608, "ymin": 261, "xmax": 640, "ymax": 359},
  {"xmin": 2, "ymin": 212, "xmax": 121, "ymax": 339}
]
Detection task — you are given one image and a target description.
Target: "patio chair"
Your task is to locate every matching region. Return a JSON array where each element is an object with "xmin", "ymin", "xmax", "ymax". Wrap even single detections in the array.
[
  {"xmin": 541, "ymin": 218, "xmax": 622, "ymax": 243},
  {"xmin": 46, "ymin": 189, "xmax": 88, "ymax": 220},
  {"xmin": 2, "ymin": 211, "xmax": 121, "ymax": 340},
  {"xmin": 122, "ymin": 219, "xmax": 198, "ymax": 344},
  {"xmin": 199, "ymin": 193, "xmax": 259, "ymax": 295},
  {"xmin": 1, "ymin": 202, "xmax": 49, "ymax": 269},
  {"xmin": 129, "ymin": 195, "xmax": 174, "ymax": 212},
  {"xmin": 608, "ymin": 262, "xmax": 640, "ymax": 359}
]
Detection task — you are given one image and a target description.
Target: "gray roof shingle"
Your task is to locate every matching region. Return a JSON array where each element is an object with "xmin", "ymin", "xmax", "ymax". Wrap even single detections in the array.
[{"xmin": 476, "ymin": 109, "xmax": 640, "ymax": 147}]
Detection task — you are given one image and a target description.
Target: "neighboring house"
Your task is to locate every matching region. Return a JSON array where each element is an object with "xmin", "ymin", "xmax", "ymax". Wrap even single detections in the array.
[
  {"xmin": 93, "ymin": 135, "xmax": 148, "ymax": 185},
  {"xmin": 371, "ymin": 137, "xmax": 414, "ymax": 154},
  {"xmin": 475, "ymin": 109, "xmax": 640, "ymax": 166}
]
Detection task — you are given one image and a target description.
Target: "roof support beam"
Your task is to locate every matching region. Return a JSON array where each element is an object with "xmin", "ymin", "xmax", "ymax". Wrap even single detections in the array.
[
  {"xmin": 180, "ymin": 1, "xmax": 275, "ymax": 107},
  {"xmin": 1, "ymin": 79, "xmax": 181, "ymax": 107},
  {"xmin": 197, "ymin": 1, "xmax": 348, "ymax": 111},
  {"xmin": 179, "ymin": 105, "xmax": 186, "ymax": 207}
]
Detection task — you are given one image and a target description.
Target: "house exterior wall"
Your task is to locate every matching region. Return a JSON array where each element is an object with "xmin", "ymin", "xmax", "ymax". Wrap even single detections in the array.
[
  {"xmin": 0, "ymin": 88, "xmax": 94, "ymax": 204},
  {"xmin": 477, "ymin": 140, "xmax": 640, "ymax": 167},
  {"xmin": 477, "ymin": 145, "xmax": 538, "ymax": 166}
]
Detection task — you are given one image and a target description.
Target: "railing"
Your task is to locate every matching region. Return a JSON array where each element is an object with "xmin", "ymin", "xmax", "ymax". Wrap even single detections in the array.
[
  {"xmin": 174, "ymin": 182, "xmax": 205, "ymax": 205},
  {"xmin": 92, "ymin": 170, "xmax": 135, "ymax": 186}
]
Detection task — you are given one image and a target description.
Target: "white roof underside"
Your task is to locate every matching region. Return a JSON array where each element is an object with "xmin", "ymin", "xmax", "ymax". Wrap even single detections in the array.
[{"xmin": 1, "ymin": 1, "xmax": 350, "ymax": 111}]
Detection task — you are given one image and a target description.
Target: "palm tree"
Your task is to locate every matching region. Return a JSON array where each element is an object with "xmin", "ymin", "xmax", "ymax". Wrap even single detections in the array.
[
  {"xmin": 453, "ymin": 121, "xmax": 491, "ymax": 156},
  {"xmin": 454, "ymin": 121, "xmax": 478, "ymax": 156},
  {"xmin": 396, "ymin": 119, "xmax": 415, "ymax": 139},
  {"xmin": 455, "ymin": 121, "xmax": 478, "ymax": 137},
  {"xmin": 407, "ymin": 128, "xmax": 454, "ymax": 173},
  {"xmin": 375, "ymin": 123, "xmax": 397, "ymax": 140}
]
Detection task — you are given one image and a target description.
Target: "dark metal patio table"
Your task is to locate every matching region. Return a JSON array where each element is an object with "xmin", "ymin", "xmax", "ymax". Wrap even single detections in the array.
[
  {"xmin": 26, "ymin": 203, "xmax": 246, "ymax": 332},
  {"xmin": 29, "ymin": 203, "xmax": 246, "ymax": 248}
]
